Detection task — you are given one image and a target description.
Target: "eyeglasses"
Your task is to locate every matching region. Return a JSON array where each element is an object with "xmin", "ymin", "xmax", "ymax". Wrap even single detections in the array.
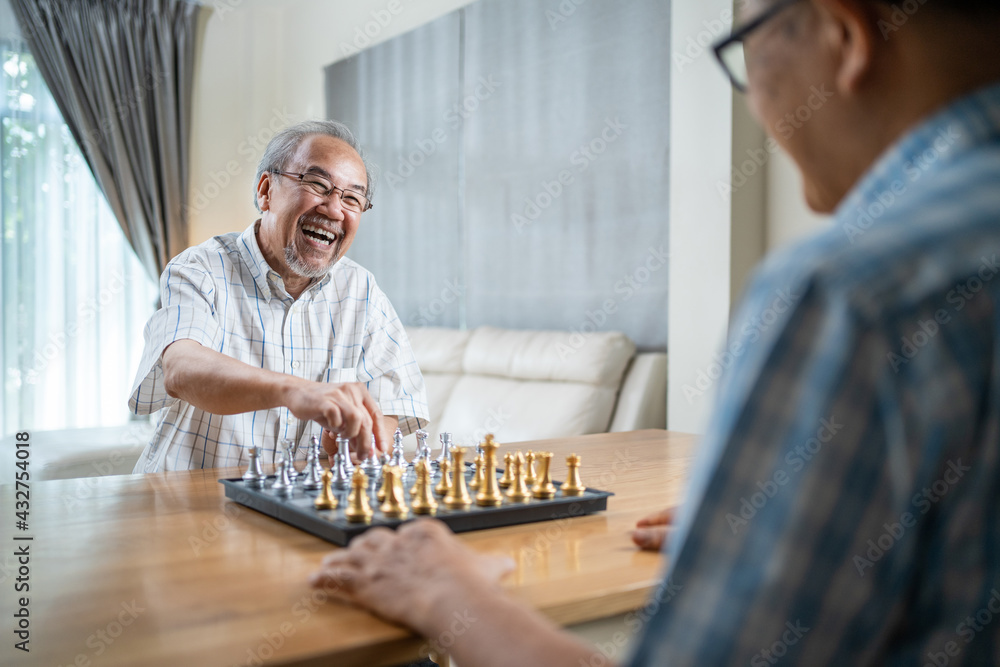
[
  {"xmin": 713, "ymin": 0, "xmax": 803, "ymax": 93},
  {"xmin": 271, "ymin": 170, "xmax": 373, "ymax": 213}
]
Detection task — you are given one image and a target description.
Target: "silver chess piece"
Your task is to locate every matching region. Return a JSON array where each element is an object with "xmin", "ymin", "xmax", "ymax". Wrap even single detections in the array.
[
  {"xmin": 388, "ymin": 428, "xmax": 407, "ymax": 468},
  {"xmin": 432, "ymin": 432, "xmax": 453, "ymax": 471},
  {"xmin": 271, "ymin": 457, "xmax": 294, "ymax": 496},
  {"xmin": 411, "ymin": 429, "xmax": 431, "ymax": 469},
  {"xmin": 330, "ymin": 452, "xmax": 351, "ymax": 489},
  {"xmin": 242, "ymin": 445, "xmax": 266, "ymax": 488},
  {"xmin": 306, "ymin": 435, "xmax": 324, "ymax": 482},
  {"xmin": 336, "ymin": 436, "xmax": 355, "ymax": 474},
  {"xmin": 280, "ymin": 438, "xmax": 300, "ymax": 481},
  {"xmin": 301, "ymin": 439, "xmax": 323, "ymax": 491},
  {"xmin": 361, "ymin": 434, "xmax": 381, "ymax": 481}
]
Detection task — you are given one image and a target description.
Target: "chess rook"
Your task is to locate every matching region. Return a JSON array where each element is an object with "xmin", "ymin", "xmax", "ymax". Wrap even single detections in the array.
[{"xmin": 242, "ymin": 445, "xmax": 266, "ymax": 488}]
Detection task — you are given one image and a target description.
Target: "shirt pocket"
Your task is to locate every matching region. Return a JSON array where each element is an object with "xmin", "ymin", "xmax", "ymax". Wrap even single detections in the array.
[{"xmin": 327, "ymin": 367, "xmax": 358, "ymax": 384}]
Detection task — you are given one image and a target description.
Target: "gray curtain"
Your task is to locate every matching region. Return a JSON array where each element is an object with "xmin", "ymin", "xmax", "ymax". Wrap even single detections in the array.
[
  {"xmin": 327, "ymin": 0, "xmax": 671, "ymax": 350},
  {"xmin": 10, "ymin": 0, "xmax": 201, "ymax": 279}
]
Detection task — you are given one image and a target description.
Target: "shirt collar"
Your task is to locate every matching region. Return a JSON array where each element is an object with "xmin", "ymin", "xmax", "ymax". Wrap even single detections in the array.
[
  {"xmin": 835, "ymin": 80, "xmax": 1000, "ymax": 226},
  {"xmin": 236, "ymin": 221, "xmax": 334, "ymax": 302}
]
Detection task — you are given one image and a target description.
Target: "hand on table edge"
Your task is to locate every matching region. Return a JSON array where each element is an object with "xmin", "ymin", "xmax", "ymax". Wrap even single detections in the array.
[
  {"xmin": 631, "ymin": 506, "xmax": 678, "ymax": 552},
  {"xmin": 308, "ymin": 519, "xmax": 614, "ymax": 667}
]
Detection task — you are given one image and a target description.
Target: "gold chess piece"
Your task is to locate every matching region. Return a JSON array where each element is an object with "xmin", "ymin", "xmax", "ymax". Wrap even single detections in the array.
[
  {"xmin": 498, "ymin": 452, "xmax": 514, "ymax": 488},
  {"xmin": 435, "ymin": 458, "xmax": 452, "ymax": 497},
  {"xmin": 505, "ymin": 452, "xmax": 531, "ymax": 503},
  {"xmin": 469, "ymin": 453, "xmax": 484, "ymax": 491},
  {"xmin": 411, "ymin": 460, "xmax": 438, "ymax": 515},
  {"xmin": 524, "ymin": 450, "xmax": 538, "ymax": 486},
  {"xmin": 344, "ymin": 468, "xmax": 373, "ymax": 523},
  {"xmin": 561, "ymin": 453, "xmax": 585, "ymax": 496},
  {"xmin": 410, "ymin": 459, "xmax": 430, "ymax": 495},
  {"xmin": 313, "ymin": 469, "xmax": 338, "ymax": 510},
  {"xmin": 377, "ymin": 463, "xmax": 392, "ymax": 503},
  {"xmin": 532, "ymin": 452, "xmax": 556, "ymax": 499},
  {"xmin": 380, "ymin": 466, "xmax": 409, "ymax": 519},
  {"xmin": 444, "ymin": 447, "xmax": 472, "ymax": 509},
  {"xmin": 476, "ymin": 435, "xmax": 503, "ymax": 507}
]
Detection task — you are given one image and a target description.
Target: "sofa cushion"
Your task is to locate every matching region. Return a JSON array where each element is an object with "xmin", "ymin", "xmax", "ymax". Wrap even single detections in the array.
[
  {"xmin": 436, "ymin": 375, "xmax": 621, "ymax": 445},
  {"xmin": 406, "ymin": 326, "xmax": 472, "ymax": 374},
  {"xmin": 462, "ymin": 326, "xmax": 635, "ymax": 387}
]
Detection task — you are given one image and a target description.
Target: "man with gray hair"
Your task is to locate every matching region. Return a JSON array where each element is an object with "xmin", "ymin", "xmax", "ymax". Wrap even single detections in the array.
[{"xmin": 128, "ymin": 120, "xmax": 427, "ymax": 472}]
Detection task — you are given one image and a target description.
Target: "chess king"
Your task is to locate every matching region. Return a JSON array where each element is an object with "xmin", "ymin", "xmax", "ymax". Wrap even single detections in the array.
[{"xmin": 128, "ymin": 120, "xmax": 428, "ymax": 472}]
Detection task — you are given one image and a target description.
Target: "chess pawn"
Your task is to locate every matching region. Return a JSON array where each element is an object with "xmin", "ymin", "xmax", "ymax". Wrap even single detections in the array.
[
  {"xmin": 476, "ymin": 436, "xmax": 503, "ymax": 507},
  {"xmin": 532, "ymin": 452, "xmax": 556, "ymax": 499},
  {"xmin": 505, "ymin": 452, "xmax": 531, "ymax": 503},
  {"xmin": 301, "ymin": 443, "xmax": 324, "ymax": 491},
  {"xmin": 242, "ymin": 445, "xmax": 266, "ymax": 488},
  {"xmin": 313, "ymin": 470, "xmax": 338, "ymax": 510},
  {"xmin": 433, "ymin": 432, "xmax": 453, "ymax": 470},
  {"xmin": 271, "ymin": 457, "xmax": 294, "ymax": 496},
  {"xmin": 434, "ymin": 458, "xmax": 452, "ymax": 497},
  {"xmin": 308, "ymin": 435, "xmax": 324, "ymax": 479},
  {"xmin": 362, "ymin": 434, "xmax": 381, "ymax": 480},
  {"xmin": 336, "ymin": 436, "xmax": 355, "ymax": 474},
  {"xmin": 377, "ymin": 463, "xmax": 393, "ymax": 503},
  {"xmin": 561, "ymin": 453, "xmax": 586, "ymax": 496},
  {"xmin": 498, "ymin": 452, "xmax": 514, "ymax": 488},
  {"xmin": 389, "ymin": 428, "xmax": 407, "ymax": 468},
  {"xmin": 280, "ymin": 438, "xmax": 300, "ymax": 481},
  {"xmin": 379, "ymin": 466, "xmax": 409, "ymax": 519},
  {"xmin": 469, "ymin": 454, "xmax": 484, "ymax": 491},
  {"xmin": 444, "ymin": 447, "xmax": 472, "ymax": 509},
  {"xmin": 331, "ymin": 452, "xmax": 350, "ymax": 489},
  {"xmin": 524, "ymin": 450, "xmax": 538, "ymax": 487},
  {"xmin": 411, "ymin": 461, "xmax": 439, "ymax": 515},
  {"xmin": 344, "ymin": 468, "xmax": 373, "ymax": 523}
]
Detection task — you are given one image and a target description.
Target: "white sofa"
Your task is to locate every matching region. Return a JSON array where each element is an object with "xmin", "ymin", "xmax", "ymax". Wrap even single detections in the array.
[
  {"xmin": 404, "ymin": 326, "xmax": 666, "ymax": 449},
  {"xmin": 1, "ymin": 326, "xmax": 666, "ymax": 482}
]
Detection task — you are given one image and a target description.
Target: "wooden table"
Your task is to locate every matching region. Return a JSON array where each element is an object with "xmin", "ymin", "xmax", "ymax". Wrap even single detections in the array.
[{"xmin": 0, "ymin": 429, "xmax": 696, "ymax": 667}]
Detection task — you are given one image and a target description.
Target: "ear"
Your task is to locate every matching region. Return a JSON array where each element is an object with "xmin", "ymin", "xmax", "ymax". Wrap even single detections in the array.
[
  {"xmin": 813, "ymin": 0, "xmax": 881, "ymax": 94},
  {"xmin": 256, "ymin": 172, "xmax": 272, "ymax": 212}
]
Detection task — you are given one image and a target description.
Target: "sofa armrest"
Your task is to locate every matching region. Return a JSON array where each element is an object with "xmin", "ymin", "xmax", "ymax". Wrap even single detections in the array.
[{"xmin": 608, "ymin": 353, "xmax": 667, "ymax": 432}]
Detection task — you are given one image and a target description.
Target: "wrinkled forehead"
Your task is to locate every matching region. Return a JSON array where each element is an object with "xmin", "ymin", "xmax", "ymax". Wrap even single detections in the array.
[{"xmin": 290, "ymin": 135, "xmax": 368, "ymax": 192}]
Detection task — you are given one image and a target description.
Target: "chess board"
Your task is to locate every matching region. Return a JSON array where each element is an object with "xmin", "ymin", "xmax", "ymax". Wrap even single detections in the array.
[{"xmin": 219, "ymin": 464, "xmax": 613, "ymax": 546}]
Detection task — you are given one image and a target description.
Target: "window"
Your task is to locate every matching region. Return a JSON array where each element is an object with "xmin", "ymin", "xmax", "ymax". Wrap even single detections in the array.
[{"xmin": 1, "ymin": 39, "xmax": 157, "ymax": 436}]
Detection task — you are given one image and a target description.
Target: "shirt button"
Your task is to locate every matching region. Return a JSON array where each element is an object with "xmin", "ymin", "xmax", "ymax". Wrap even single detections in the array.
[{"xmin": 291, "ymin": 361, "xmax": 301, "ymax": 369}]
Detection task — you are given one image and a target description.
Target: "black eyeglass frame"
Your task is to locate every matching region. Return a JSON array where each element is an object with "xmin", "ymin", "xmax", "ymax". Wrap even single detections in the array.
[
  {"xmin": 271, "ymin": 170, "xmax": 373, "ymax": 213},
  {"xmin": 712, "ymin": 0, "xmax": 804, "ymax": 93}
]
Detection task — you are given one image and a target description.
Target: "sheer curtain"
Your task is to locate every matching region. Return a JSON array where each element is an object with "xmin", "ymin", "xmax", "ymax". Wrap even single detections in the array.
[{"xmin": 0, "ymin": 7, "xmax": 157, "ymax": 436}]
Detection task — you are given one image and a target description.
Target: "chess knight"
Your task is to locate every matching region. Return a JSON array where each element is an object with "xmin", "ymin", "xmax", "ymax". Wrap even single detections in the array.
[{"xmin": 128, "ymin": 120, "xmax": 429, "ymax": 472}]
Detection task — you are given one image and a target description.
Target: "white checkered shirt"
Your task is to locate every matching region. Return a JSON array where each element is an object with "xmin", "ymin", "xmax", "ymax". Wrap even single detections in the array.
[{"xmin": 128, "ymin": 222, "xmax": 428, "ymax": 472}]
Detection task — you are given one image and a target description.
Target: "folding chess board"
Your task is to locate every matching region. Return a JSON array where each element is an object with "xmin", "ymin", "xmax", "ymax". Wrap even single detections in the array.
[{"xmin": 219, "ymin": 464, "xmax": 613, "ymax": 546}]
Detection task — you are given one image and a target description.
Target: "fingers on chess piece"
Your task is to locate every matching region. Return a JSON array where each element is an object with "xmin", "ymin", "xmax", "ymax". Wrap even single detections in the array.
[
  {"xmin": 560, "ymin": 453, "xmax": 586, "ymax": 496},
  {"xmin": 314, "ymin": 469, "xmax": 338, "ymax": 510},
  {"xmin": 444, "ymin": 447, "xmax": 472, "ymax": 509}
]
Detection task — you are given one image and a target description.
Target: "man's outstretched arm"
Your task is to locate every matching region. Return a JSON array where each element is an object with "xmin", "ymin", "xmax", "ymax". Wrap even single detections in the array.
[{"xmin": 162, "ymin": 339, "xmax": 389, "ymax": 456}]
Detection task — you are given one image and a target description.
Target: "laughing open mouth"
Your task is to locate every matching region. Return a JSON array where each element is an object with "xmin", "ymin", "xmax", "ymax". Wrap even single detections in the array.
[{"xmin": 301, "ymin": 223, "xmax": 340, "ymax": 247}]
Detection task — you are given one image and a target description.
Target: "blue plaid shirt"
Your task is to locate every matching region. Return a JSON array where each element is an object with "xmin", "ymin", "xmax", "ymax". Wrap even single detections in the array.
[{"xmin": 630, "ymin": 82, "xmax": 1000, "ymax": 665}]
